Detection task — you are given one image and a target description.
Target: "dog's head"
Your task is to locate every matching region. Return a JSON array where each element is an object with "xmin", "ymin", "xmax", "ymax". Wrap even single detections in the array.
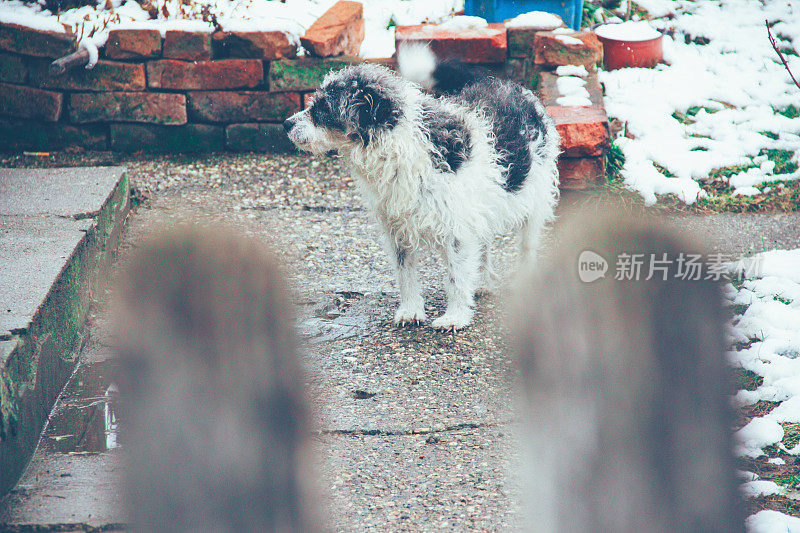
[{"xmin": 283, "ymin": 64, "xmax": 404, "ymax": 154}]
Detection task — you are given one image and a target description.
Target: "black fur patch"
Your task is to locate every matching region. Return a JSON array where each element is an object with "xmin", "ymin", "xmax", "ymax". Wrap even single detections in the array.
[
  {"xmin": 311, "ymin": 65, "xmax": 403, "ymax": 146},
  {"xmin": 421, "ymin": 102, "xmax": 471, "ymax": 174},
  {"xmin": 458, "ymin": 79, "xmax": 546, "ymax": 193},
  {"xmin": 309, "ymin": 90, "xmax": 345, "ymax": 131},
  {"xmin": 396, "ymin": 247, "xmax": 407, "ymax": 267},
  {"xmin": 431, "ymin": 59, "xmax": 488, "ymax": 95},
  {"xmin": 353, "ymin": 86, "xmax": 398, "ymax": 145}
]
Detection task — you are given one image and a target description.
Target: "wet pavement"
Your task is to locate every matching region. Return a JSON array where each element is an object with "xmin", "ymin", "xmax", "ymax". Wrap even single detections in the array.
[{"xmin": 1, "ymin": 152, "xmax": 799, "ymax": 531}]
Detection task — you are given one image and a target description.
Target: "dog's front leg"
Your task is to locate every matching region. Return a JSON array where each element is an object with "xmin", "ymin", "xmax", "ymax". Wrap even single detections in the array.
[
  {"xmin": 432, "ymin": 237, "xmax": 481, "ymax": 330},
  {"xmin": 388, "ymin": 239, "xmax": 426, "ymax": 326}
]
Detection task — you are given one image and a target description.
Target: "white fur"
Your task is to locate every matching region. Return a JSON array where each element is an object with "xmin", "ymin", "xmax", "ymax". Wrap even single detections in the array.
[
  {"xmin": 286, "ymin": 64, "xmax": 560, "ymax": 330},
  {"xmin": 396, "ymin": 43, "xmax": 437, "ymax": 89}
]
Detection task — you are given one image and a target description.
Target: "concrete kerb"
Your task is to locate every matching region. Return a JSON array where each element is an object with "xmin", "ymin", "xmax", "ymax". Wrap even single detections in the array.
[{"xmin": 0, "ymin": 167, "xmax": 130, "ymax": 496}]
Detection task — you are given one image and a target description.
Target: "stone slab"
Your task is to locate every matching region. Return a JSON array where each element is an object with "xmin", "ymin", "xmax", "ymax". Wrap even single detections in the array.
[
  {"xmin": 0, "ymin": 215, "xmax": 92, "ymax": 336},
  {"xmin": 0, "ymin": 167, "xmax": 126, "ymax": 218}
]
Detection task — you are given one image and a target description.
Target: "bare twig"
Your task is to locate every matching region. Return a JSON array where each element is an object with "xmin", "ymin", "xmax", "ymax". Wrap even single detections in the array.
[{"xmin": 767, "ymin": 19, "xmax": 800, "ymax": 91}]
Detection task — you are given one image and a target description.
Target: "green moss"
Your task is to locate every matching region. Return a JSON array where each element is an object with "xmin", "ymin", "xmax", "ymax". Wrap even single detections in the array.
[{"xmin": 269, "ymin": 58, "xmax": 358, "ymax": 91}]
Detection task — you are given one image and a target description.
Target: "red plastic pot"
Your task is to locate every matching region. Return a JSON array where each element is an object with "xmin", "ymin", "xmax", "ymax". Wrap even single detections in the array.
[{"xmin": 596, "ymin": 31, "xmax": 663, "ymax": 70}]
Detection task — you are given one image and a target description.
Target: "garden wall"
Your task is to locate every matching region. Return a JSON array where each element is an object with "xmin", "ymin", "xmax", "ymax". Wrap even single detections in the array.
[{"xmin": 0, "ymin": 15, "xmax": 610, "ymax": 188}]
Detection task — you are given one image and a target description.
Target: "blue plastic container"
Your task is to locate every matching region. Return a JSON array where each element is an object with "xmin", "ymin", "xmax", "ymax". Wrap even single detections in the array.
[{"xmin": 465, "ymin": 0, "xmax": 584, "ymax": 30}]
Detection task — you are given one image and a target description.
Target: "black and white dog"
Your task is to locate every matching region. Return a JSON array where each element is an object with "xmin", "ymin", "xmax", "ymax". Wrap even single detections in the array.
[{"xmin": 284, "ymin": 44, "xmax": 560, "ymax": 330}]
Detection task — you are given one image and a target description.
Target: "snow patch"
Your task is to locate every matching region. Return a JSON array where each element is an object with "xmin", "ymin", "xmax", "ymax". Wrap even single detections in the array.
[
  {"xmin": 504, "ymin": 10, "xmax": 562, "ymax": 29},
  {"xmin": 595, "ymin": 20, "xmax": 661, "ymax": 41}
]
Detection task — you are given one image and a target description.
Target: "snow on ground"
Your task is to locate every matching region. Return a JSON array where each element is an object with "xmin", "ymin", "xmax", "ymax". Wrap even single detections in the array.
[
  {"xmin": 726, "ymin": 248, "xmax": 800, "ymax": 531},
  {"xmin": 600, "ymin": 0, "xmax": 800, "ymax": 205},
  {"xmin": 0, "ymin": 0, "xmax": 463, "ymax": 60}
]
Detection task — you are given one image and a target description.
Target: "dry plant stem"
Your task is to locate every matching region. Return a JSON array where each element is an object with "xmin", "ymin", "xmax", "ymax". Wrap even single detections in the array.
[{"xmin": 767, "ymin": 20, "xmax": 800, "ymax": 92}]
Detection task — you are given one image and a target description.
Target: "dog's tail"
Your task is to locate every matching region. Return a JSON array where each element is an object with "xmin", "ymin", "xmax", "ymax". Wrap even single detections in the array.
[{"xmin": 397, "ymin": 43, "xmax": 488, "ymax": 94}]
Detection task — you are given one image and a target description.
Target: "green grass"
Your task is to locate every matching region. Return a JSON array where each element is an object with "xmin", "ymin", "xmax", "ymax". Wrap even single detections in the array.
[
  {"xmin": 783, "ymin": 423, "xmax": 800, "ymax": 449},
  {"xmin": 707, "ymin": 163, "xmax": 755, "ymax": 181},
  {"xmin": 760, "ymin": 131, "xmax": 779, "ymax": 140},
  {"xmin": 733, "ymin": 368, "xmax": 764, "ymax": 391},
  {"xmin": 672, "ymin": 106, "xmax": 720, "ymax": 125},
  {"xmin": 606, "ymin": 139, "xmax": 625, "ymax": 181},
  {"xmin": 776, "ymin": 105, "xmax": 800, "ymax": 119},
  {"xmin": 762, "ymin": 149, "xmax": 798, "ymax": 174},
  {"xmin": 774, "ymin": 475, "xmax": 800, "ymax": 489},
  {"xmin": 687, "ymin": 35, "xmax": 711, "ymax": 46},
  {"xmin": 653, "ymin": 163, "xmax": 677, "ymax": 178}
]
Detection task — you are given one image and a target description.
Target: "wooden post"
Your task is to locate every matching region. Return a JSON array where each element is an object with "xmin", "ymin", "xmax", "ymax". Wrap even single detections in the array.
[
  {"xmin": 48, "ymin": 48, "xmax": 90, "ymax": 77},
  {"xmin": 512, "ymin": 206, "xmax": 745, "ymax": 533},
  {"xmin": 114, "ymin": 224, "xmax": 314, "ymax": 532}
]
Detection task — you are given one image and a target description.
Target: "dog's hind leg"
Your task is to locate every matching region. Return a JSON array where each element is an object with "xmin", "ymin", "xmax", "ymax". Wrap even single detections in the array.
[
  {"xmin": 389, "ymin": 240, "xmax": 426, "ymax": 325},
  {"xmin": 518, "ymin": 215, "xmax": 546, "ymax": 269},
  {"xmin": 433, "ymin": 237, "xmax": 482, "ymax": 330},
  {"xmin": 477, "ymin": 244, "xmax": 500, "ymax": 297}
]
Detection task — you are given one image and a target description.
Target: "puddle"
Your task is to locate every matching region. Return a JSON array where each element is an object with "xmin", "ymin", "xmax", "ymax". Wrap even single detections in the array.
[
  {"xmin": 299, "ymin": 315, "xmax": 369, "ymax": 344},
  {"xmin": 40, "ymin": 359, "xmax": 120, "ymax": 454},
  {"xmin": 297, "ymin": 292, "xmax": 371, "ymax": 344}
]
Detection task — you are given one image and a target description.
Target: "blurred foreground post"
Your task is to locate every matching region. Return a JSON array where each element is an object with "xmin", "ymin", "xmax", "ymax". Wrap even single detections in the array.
[
  {"xmin": 114, "ymin": 224, "xmax": 314, "ymax": 532},
  {"xmin": 513, "ymin": 208, "xmax": 744, "ymax": 533}
]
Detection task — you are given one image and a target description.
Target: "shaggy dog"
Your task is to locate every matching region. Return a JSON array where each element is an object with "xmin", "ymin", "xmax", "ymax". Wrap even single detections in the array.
[{"xmin": 284, "ymin": 45, "xmax": 560, "ymax": 330}]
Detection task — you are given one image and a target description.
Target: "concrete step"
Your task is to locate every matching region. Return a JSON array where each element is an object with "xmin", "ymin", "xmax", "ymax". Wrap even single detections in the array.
[{"xmin": 0, "ymin": 166, "xmax": 130, "ymax": 497}]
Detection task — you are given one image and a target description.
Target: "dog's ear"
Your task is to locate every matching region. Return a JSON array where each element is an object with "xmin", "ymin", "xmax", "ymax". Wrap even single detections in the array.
[{"xmin": 351, "ymin": 86, "xmax": 397, "ymax": 145}]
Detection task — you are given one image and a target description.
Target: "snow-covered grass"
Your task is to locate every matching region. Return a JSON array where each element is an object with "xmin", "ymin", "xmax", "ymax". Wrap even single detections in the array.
[
  {"xmin": 599, "ymin": 0, "xmax": 800, "ymax": 208},
  {"xmin": 0, "ymin": 0, "xmax": 463, "ymax": 60},
  {"xmin": 726, "ymin": 248, "xmax": 800, "ymax": 529}
]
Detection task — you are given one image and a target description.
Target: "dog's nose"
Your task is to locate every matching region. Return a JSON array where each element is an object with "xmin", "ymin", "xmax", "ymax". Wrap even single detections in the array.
[{"xmin": 283, "ymin": 118, "xmax": 294, "ymax": 132}]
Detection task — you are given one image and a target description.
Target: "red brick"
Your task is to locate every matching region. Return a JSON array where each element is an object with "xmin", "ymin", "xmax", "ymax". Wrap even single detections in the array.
[
  {"xmin": 395, "ymin": 23, "xmax": 507, "ymax": 64},
  {"xmin": 30, "ymin": 59, "xmax": 146, "ymax": 91},
  {"xmin": 301, "ymin": 0, "xmax": 364, "ymax": 58},
  {"xmin": 0, "ymin": 82, "xmax": 62, "ymax": 121},
  {"xmin": 558, "ymin": 156, "xmax": 604, "ymax": 189},
  {"xmin": 0, "ymin": 118, "xmax": 107, "ymax": 150},
  {"xmin": 547, "ymin": 105, "xmax": 609, "ymax": 157},
  {"xmin": 69, "ymin": 92, "xmax": 186, "ymax": 124},
  {"xmin": 538, "ymin": 71, "xmax": 603, "ymax": 107},
  {"xmin": 146, "ymin": 59, "xmax": 263, "ymax": 89},
  {"xmin": 0, "ymin": 22, "xmax": 76, "ymax": 58},
  {"xmin": 187, "ymin": 91, "xmax": 300, "ymax": 123},
  {"xmin": 507, "ymin": 18, "xmax": 566, "ymax": 58},
  {"xmin": 164, "ymin": 30, "xmax": 211, "ymax": 61},
  {"xmin": 225, "ymin": 123, "xmax": 296, "ymax": 152},
  {"xmin": 110, "ymin": 123, "xmax": 223, "ymax": 152},
  {"xmin": 105, "ymin": 29, "xmax": 162, "ymax": 59},
  {"xmin": 546, "ymin": 106, "xmax": 609, "ymax": 157},
  {"xmin": 212, "ymin": 31, "xmax": 297, "ymax": 60},
  {"xmin": 0, "ymin": 53, "xmax": 26, "ymax": 83},
  {"xmin": 534, "ymin": 31, "xmax": 603, "ymax": 68}
]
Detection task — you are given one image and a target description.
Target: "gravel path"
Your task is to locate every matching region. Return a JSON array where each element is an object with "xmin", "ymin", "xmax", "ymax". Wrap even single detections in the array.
[{"xmin": 3, "ymin": 150, "xmax": 800, "ymax": 531}]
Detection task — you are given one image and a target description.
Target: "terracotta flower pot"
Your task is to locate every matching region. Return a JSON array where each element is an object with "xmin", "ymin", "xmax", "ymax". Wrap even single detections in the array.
[{"xmin": 596, "ymin": 23, "xmax": 663, "ymax": 70}]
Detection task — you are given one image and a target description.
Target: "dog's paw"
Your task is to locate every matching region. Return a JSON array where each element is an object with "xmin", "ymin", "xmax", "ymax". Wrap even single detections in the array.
[
  {"xmin": 394, "ymin": 304, "xmax": 427, "ymax": 327},
  {"xmin": 431, "ymin": 309, "xmax": 473, "ymax": 331}
]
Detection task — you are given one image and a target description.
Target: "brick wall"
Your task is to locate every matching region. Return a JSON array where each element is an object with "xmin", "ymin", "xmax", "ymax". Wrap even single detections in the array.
[{"xmin": 0, "ymin": 15, "xmax": 610, "ymax": 188}]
